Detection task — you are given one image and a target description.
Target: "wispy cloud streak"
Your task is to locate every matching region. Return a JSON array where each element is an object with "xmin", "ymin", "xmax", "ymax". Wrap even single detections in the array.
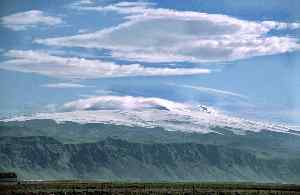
[
  {"xmin": 167, "ymin": 83, "xmax": 248, "ymax": 99},
  {"xmin": 42, "ymin": 83, "xmax": 91, "ymax": 88}
]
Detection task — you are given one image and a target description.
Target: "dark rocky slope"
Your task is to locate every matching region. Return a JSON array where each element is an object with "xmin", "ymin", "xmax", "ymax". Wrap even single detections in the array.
[{"xmin": 1, "ymin": 136, "xmax": 300, "ymax": 182}]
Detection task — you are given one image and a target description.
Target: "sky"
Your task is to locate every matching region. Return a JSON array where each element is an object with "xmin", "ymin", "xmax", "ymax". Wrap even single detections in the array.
[{"xmin": 0, "ymin": 0, "xmax": 300, "ymax": 131}]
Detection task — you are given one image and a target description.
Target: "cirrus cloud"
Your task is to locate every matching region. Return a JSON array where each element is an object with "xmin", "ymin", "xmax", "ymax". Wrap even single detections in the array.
[
  {"xmin": 41, "ymin": 82, "xmax": 91, "ymax": 88},
  {"xmin": 167, "ymin": 83, "xmax": 248, "ymax": 99}
]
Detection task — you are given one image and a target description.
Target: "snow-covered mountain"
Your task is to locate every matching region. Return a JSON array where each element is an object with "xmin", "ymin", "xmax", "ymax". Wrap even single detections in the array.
[{"xmin": 3, "ymin": 95, "xmax": 297, "ymax": 135}]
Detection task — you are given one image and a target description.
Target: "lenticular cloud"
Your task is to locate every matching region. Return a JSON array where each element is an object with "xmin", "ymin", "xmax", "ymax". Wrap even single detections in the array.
[
  {"xmin": 1, "ymin": 50, "xmax": 210, "ymax": 79},
  {"xmin": 35, "ymin": 2, "xmax": 300, "ymax": 63}
]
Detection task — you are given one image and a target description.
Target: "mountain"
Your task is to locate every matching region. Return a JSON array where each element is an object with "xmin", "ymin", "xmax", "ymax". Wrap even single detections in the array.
[
  {"xmin": 1, "ymin": 119, "xmax": 300, "ymax": 158},
  {"xmin": 1, "ymin": 119, "xmax": 300, "ymax": 182},
  {"xmin": 1, "ymin": 136, "xmax": 300, "ymax": 182}
]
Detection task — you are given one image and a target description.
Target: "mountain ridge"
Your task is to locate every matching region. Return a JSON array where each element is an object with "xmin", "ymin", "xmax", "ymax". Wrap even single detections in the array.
[
  {"xmin": 1, "ymin": 119, "xmax": 300, "ymax": 182},
  {"xmin": 1, "ymin": 136, "xmax": 300, "ymax": 182}
]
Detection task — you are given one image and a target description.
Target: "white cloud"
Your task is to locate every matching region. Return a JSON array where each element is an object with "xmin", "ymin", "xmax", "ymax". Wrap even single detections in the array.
[
  {"xmin": 167, "ymin": 83, "xmax": 248, "ymax": 99},
  {"xmin": 3, "ymin": 95, "xmax": 295, "ymax": 134},
  {"xmin": 42, "ymin": 82, "xmax": 90, "ymax": 88},
  {"xmin": 0, "ymin": 50, "xmax": 211, "ymax": 79},
  {"xmin": 70, "ymin": 1, "xmax": 153, "ymax": 12},
  {"xmin": 77, "ymin": 0, "xmax": 95, "ymax": 5},
  {"xmin": 36, "ymin": 2, "xmax": 300, "ymax": 63},
  {"xmin": 1, "ymin": 10, "xmax": 62, "ymax": 31},
  {"xmin": 94, "ymin": 89, "xmax": 115, "ymax": 95},
  {"xmin": 262, "ymin": 21, "xmax": 300, "ymax": 30}
]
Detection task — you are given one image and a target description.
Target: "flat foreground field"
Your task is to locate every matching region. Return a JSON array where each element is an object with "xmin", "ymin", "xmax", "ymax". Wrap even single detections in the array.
[{"xmin": 1, "ymin": 181, "xmax": 300, "ymax": 195}]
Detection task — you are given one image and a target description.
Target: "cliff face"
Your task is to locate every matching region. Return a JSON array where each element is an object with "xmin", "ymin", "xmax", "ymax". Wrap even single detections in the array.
[{"xmin": 1, "ymin": 136, "xmax": 300, "ymax": 183}]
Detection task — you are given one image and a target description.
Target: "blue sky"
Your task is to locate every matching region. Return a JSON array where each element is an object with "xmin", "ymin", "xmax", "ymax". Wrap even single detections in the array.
[{"xmin": 0, "ymin": 0, "xmax": 300, "ymax": 129}]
